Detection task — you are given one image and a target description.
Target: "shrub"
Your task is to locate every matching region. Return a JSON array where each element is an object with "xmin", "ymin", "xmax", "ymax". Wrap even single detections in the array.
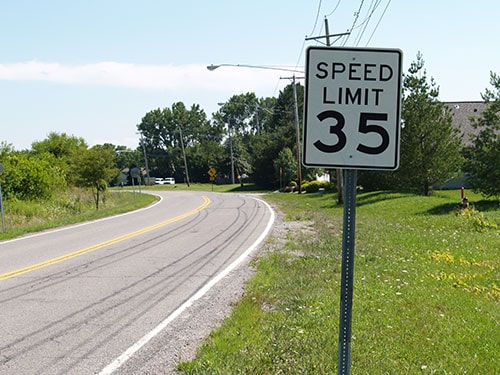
[
  {"xmin": 302, "ymin": 180, "xmax": 331, "ymax": 193},
  {"xmin": 0, "ymin": 152, "xmax": 66, "ymax": 200}
]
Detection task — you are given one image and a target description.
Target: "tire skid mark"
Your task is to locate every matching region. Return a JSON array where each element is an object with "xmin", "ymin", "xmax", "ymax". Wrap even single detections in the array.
[{"xmin": 0, "ymin": 194, "xmax": 269, "ymax": 374}]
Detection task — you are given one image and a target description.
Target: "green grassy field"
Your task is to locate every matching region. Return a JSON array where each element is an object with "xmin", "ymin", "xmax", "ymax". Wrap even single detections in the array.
[
  {"xmin": 178, "ymin": 189, "xmax": 499, "ymax": 374},
  {"xmin": 0, "ymin": 188, "xmax": 157, "ymax": 240}
]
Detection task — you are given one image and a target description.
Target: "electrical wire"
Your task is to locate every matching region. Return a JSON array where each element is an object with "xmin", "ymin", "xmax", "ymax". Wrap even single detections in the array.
[
  {"xmin": 353, "ymin": 0, "xmax": 382, "ymax": 46},
  {"xmin": 296, "ymin": 0, "xmax": 324, "ymax": 75},
  {"xmin": 342, "ymin": 0, "xmax": 365, "ymax": 46},
  {"xmin": 308, "ymin": 0, "xmax": 323, "ymax": 37},
  {"xmin": 352, "ymin": 0, "xmax": 374, "ymax": 45},
  {"xmin": 295, "ymin": 38, "xmax": 307, "ymax": 69},
  {"xmin": 325, "ymin": 0, "xmax": 343, "ymax": 17},
  {"xmin": 365, "ymin": 0, "xmax": 391, "ymax": 46}
]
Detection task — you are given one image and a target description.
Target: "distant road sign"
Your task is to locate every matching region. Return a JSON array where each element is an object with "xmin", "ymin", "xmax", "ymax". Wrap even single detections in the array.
[
  {"xmin": 130, "ymin": 167, "xmax": 140, "ymax": 178},
  {"xmin": 303, "ymin": 46, "xmax": 402, "ymax": 170}
]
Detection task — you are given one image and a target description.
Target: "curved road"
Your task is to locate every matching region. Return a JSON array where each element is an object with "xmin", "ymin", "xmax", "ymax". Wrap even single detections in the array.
[{"xmin": 0, "ymin": 191, "xmax": 274, "ymax": 374}]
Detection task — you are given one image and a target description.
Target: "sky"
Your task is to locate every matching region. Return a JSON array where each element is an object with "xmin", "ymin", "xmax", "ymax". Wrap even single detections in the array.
[{"xmin": 1, "ymin": 0, "xmax": 498, "ymax": 151}]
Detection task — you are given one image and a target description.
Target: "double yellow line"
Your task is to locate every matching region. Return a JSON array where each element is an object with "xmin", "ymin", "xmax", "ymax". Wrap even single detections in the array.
[{"xmin": 0, "ymin": 195, "xmax": 211, "ymax": 282}]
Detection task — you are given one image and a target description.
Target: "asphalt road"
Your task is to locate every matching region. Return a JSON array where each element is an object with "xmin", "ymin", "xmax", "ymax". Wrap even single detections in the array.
[{"xmin": 0, "ymin": 191, "xmax": 275, "ymax": 374}]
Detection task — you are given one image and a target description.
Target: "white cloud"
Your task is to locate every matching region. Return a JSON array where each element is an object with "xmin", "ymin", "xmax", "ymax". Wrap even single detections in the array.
[{"xmin": 0, "ymin": 61, "xmax": 296, "ymax": 93}]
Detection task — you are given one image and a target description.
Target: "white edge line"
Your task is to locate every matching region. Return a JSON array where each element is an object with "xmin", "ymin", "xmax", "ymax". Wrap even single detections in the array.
[
  {"xmin": 0, "ymin": 192, "xmax": 163, "ymax": 245},
  {"xmin": 98, "ymin": 197, "xmax": 275, "ymax": 375}
]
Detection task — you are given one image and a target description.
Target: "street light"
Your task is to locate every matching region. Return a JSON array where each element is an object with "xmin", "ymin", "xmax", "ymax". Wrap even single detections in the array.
[
  {"xmin": 208, "ymin": 63, "xmax": 304, "ymax": 192},
  {"xmin": 207, "ymin": 64, "xmax": 303, "ymax": 74}
]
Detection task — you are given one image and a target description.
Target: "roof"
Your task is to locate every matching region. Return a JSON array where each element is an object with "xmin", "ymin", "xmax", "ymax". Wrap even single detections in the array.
[{"xmin": 445, "ymin": 101, "xmax": 488, "ymax": 145}]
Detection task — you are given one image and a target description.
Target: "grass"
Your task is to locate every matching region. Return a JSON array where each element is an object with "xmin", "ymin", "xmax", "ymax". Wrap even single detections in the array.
[
  {"xmin": 2, "ymin": 184, "xmax": 498, "ymax": 373},
  {"xmin": 178, "ymin": 189, "xmax": 499, "ymax": 374},
  {"xmin": 0, "ymin": 187, "xmax": 157, "ymax": 240}
]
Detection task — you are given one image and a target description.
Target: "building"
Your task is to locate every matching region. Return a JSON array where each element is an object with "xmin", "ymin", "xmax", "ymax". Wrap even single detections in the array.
[
  {"xmin": 445, "ymin": 101, "xmax": 488, "ymax": 145},
  {"xmin": 439, "ymin": 101, "xmax": 488, "ymax": 189}
]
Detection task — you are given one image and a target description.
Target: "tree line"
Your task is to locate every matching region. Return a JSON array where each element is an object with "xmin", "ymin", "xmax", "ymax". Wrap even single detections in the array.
[{"xmin": 1, "ymin": 53, "xmax": 499, "ymax": 209}]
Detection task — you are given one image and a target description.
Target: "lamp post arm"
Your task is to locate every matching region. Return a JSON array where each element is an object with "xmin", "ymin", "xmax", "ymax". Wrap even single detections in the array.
[{"xmin": 207, "ymin": 64, "xmax": 303, "ymax": 74}]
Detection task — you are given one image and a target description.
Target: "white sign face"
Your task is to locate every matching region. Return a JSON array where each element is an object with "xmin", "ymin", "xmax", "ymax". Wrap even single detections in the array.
[{"xmin": 303, "ymin": 47, "xmax": 402, "ymax": 170}]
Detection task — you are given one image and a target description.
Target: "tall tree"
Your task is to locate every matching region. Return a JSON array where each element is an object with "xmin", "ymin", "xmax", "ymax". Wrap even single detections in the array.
[
  {"xmin": 115, "ymin": 145, "xmax": 143, "ymax": 180},
  {"xmin": 398, "ymin": 53, "xmax": 463, "ymax": 195},
  {"xmin": 273, "ymin": 147, "xmax": 296, "ymax": 187},
  {"xmin": 137, "ymin": 102, "xmax": 218, "ymax": 181},
  {"xmin": 463, "ymin": 72, "xmax": 500, "ymax": 197},
  {"xmin": 251, "ymin": 83, "xmax": 303, "ymax": 188},
  {"xmin": 0, "ymin": 151, "xmax": 66, "ymax": 200},
  {"xmin": 186, "ymin": 141, "xmax": 226, "ymax": 182},
  {"xmin": 218, "ymin": 93, "xmax": 260, "ymax": 136},
  {"xmin": 31, "ymin": 132, "xmax": 88, "ymax": 183},
  {"xmin": 31, "ymin": 132, "xmax": 87, "ymax": 158},
  {"xmin": 215, "ymin": 94, "xmax": 263, "ymax": 182}
]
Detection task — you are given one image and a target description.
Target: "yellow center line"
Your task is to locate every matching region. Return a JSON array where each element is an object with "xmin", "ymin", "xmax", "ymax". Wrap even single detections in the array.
[{"xmin": 0, "ymin": 195, "xmax": 211, "ymax": 282}]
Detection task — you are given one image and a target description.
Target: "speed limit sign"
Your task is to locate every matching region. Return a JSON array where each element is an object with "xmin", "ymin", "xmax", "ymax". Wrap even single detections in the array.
[{"xmin": 303, "ymin": 46, "xmax": 402, "ymax": 170}]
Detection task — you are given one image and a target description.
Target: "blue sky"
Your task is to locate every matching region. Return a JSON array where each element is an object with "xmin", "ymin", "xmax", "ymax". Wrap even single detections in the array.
[{"xmin": 1, "ymin": 1, "xmax": 498, "ymax": 150}]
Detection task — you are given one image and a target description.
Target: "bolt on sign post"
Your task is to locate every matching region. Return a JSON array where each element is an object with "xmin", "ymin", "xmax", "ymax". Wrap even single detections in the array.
[{"xmin": 302, "ymin": 46, "xmax": 402, "ymax": 375}]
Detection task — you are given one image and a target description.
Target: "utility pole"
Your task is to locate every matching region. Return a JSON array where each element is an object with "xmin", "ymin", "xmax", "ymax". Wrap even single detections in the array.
[
  {"xmin": 292, "ymin": 75, "xmax": 303, "ymax": 194},
  {"xmin": 139, "ymin": 132, "xmax": 151, "ymax": 184},
  {"xmin": 228, "ymin": 118, "xmax": 235, "ymax": 184},
  {"xmin": 280, "ymin": 75, "xmax": 304, "ymax": 194},
  {"xmin": 305, "ymin": 18, "xmax": 348, "ymax": 204},
  {"xmin": 325, "ymin": 17, "xmax": 344, "ymax": 205},
  {"xmin": 209, "ymin": 65, "xmax": 304, "ymax": 188},
  {"xmin": 217, "ymin": 103, "xmax": 236, "ymax": 185},
  {"xmin": 178, "ymin": 127, "xmax": 191, "ymax": 187}
]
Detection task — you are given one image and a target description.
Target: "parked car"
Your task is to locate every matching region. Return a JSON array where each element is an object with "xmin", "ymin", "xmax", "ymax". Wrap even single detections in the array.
[
  {"xmin": 155, "ymin": 177, "xmax": 176, "ymax": 185},
  {"xmin": 163, "ymin": 177, "xmax": 175, "ymax": 184}
]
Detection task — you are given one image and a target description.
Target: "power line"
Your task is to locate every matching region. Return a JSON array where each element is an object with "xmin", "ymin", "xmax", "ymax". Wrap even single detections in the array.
[
  {"xmin": 353, "ymin": 0, "xmax": 382, "ymax": 46},
  {"xmin": 294, "ymin": 38, "xmax": 307, "ymax": 69},
  {"xmin": 350, "ymin": 0, "xmax": 380, "ymax": 32},
  {"xmin": 325, "ymin": 0, "xmax": 343, "ymax": 17},
  {"xmin": 365, "ymin": 0, "xmax": 391, "ymax": 46},
  {"xmin": 342, "ymin": 0, "xmax": 365, "ymax": 46},
  {"xmin": 298, "ymin": 0, "xmax": 323, "ymax": 79},
  {"xmin": 308, "ymin": 0, "xmax": 323, "ymax": 37}
]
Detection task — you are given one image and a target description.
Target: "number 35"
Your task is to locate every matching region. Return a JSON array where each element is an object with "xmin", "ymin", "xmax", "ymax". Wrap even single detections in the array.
[{"xmin": 313, "ymin": 111, "xmax": 390, "ymax": 155}]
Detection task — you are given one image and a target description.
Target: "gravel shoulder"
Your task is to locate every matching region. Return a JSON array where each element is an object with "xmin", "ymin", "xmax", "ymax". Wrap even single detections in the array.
[{"xmin": 114, "ymin": 204, "xmax": 293, "ymax": 375}]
